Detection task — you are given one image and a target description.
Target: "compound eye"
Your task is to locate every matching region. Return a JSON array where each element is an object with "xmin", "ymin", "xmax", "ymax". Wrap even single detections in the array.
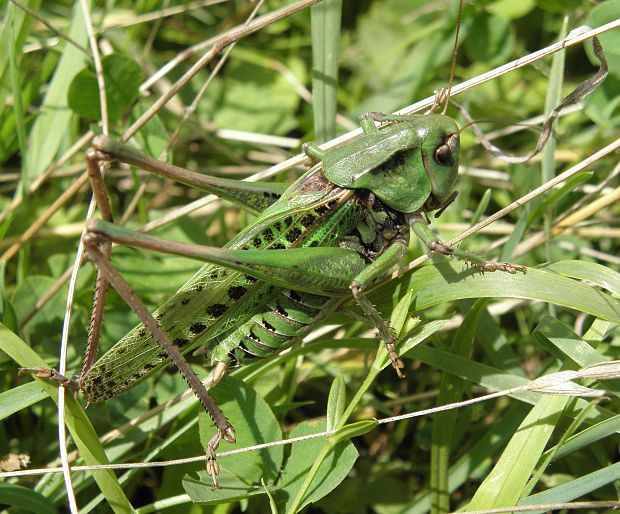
[{"xmin": 434, "ymin": 143, "xmax": 453, "ymax": 166}]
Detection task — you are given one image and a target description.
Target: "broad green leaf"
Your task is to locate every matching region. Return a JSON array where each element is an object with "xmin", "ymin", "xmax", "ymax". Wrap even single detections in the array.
[
  {"xmin": 326, "ymin": 375, "xmax": 345, "ymax": 430},
  {"xmin": 209, "ymin": 58, "xmax": 304, "ymax": 135},
  {"xmin": 487, "ymin": 0, "xmax": 535, "ymax": 18},
  {"xmin": 278, "ymin": 420, "xmax": 358, "ymax": 513},
  {"xmin": 196, "ymin": 375, "xmax": 283, "ymax": 486},
  {"xmin": 68, "ymin": 54, "xmax": 143, "ymax": 123},
  {"xmin": 184, "ymin": 375, "xmax": 283, "ymax": 504},
  {"xmin": 464, "ymin": 11, "xmax": 514, "ymax": 65},
  {"xmin": 11, "ymin": 276, "xmax": 66, "ymax": 326},
  {"xmin": 134, "ymin": 100, "xmax": 170, "ymax": 163},
  {"xmin": 183, "ymin": 468, "xmax": 272, "ymax": 505}
]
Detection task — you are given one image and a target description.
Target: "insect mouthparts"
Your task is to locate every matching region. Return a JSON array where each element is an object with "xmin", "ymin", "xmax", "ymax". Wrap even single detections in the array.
[{"xmin": 434, "ymin": 191, "xmax": 458, "ymax": 218}]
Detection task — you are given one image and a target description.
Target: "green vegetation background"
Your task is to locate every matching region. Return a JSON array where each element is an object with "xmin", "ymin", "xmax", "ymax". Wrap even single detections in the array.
[{"xmin": 0, "ymin": 1, "xmax": 619, "ymax": 513}]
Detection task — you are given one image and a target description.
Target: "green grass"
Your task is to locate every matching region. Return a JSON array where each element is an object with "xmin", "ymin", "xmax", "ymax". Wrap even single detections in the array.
[{"xmin": 1, "ymin": 1, "xmax": 619, "ymax": 513}]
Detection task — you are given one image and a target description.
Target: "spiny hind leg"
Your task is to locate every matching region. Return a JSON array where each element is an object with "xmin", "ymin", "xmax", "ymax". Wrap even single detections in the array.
[
  {"xmin": 83, "ymin": 233, "xmax": 235, "ymax": 489},
  {"xmin": 91, "ymin": 136, "xmax": 285, "ymax": 214},
  {"xmin": 80, "ymin": 144, "xmax": 116, "ymax": 380},
  {"xmin": 18, "ymin": 146, "xmax": 114, "ymax": 390}
]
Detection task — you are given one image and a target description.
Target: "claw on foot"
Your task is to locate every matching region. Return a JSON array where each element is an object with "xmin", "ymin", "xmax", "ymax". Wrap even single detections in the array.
[
  {"xmin": 205, "ymin": 424, "xmax": 236, "ymax": 490},
  {"xmin": 392, "ymin": 357, "xmax": 406, "ymax": 379},
  {"xmin": 206, "ymin": 445, "xmax": 220, "ymax": 490},
  {"xmin": 223, "ymin": 426, "xmax": 236, "ymax": 444}
]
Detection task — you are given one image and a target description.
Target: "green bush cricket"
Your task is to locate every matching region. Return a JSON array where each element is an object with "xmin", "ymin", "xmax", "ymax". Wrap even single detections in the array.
[
  {"xmin": 24, "ymin": 107, "xmax": 532, "ymax": 487},
  {"xmin": 14, "ymin": 0, "xmax": 612, "ymax": 499},
  {"xmin": 24, "ymin": 65, "xmax": 607, "ymax": 485}
]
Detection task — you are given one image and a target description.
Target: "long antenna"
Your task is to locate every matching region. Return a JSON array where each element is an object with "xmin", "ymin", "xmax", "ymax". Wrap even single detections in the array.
[{"xmin": 442, "ymin": 0, "xmax": 464, "ymax": 114}]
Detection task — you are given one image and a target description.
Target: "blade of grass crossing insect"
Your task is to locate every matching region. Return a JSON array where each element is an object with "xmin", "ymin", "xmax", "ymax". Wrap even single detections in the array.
[
  {"xmin": 0, "ymin": 324, "xmax": 134, "ymax": 513},
  {"xmin": 430, "ymin": 299, "xmax": 488, "ymax": 514},
  {"xmin": 27, "ymin": 3, "xmax": 88, "ymax": 177},
  {"xmin": 377, "ymin": 262, "xmax": 620, "ymax": 326},
  {"xmin": 280, "ymin": 420, "xmax": 358, "ymax": 514},
  {"xmin": 310, "ymin": 0, "xmax": 342, "ymax": 142}
]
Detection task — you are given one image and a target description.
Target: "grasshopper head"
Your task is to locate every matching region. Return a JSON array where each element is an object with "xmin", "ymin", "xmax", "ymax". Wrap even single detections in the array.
[{"xmin": 322, "ymin": 114, "xmax": 460, "ymax": 214}]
